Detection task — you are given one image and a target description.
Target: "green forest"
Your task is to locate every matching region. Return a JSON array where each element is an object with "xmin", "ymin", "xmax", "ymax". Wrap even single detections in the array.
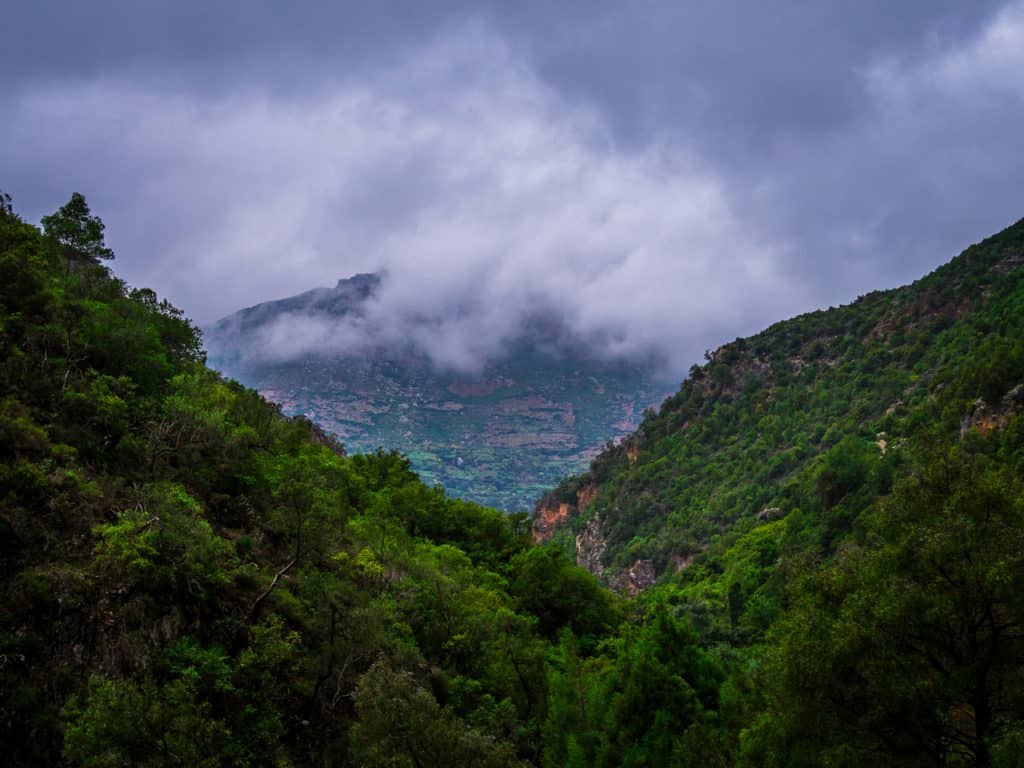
[{"xmin": 2, "ymin": 191, "xmax": 1023, "ymax": 767}]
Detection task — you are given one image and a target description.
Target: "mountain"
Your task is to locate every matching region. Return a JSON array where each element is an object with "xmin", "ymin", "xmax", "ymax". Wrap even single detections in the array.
[
  {"xmin": 5, "ymin": 191, "xmax": 1024, "ymax": 766},
  {"xmin": 528, "ymin": 216, "xmax": 1024, "ymax": 761},
  {"xmin": 0, "ymin": 193, "xmax": 628, "ymax": 766},
  {"xmin": 205, "ymin": 274, "xmax": 672, "ymax": 511},
  {"xmin": 536, "ymin": 216, "xmax": 1024, "ymax": 590}
]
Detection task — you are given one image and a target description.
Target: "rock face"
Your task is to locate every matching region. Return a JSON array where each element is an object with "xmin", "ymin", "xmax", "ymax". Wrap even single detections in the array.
[
  {"xmin": 962, "ymin": 384, "xmax": 1024, "ymax": 437},
  {"xmin": 534, "ymin": 502, "xmax": 657, "ymax": 596},
  {"xmin": 533, "ymin": 481, "xmax": 658, "ymax": 589},
  {"xmin": 532, "ymin": 501, "xmax": 573, "ymax": 543},
  {"xmin": 575, "ymin": 516, "xmax": 607, "ymax": 577},
  {"xmin": 756, "ymin": 507, "xmax": 783, "ymax": 523},
  {"xmin": 576, "ymin": 483, "xmax": 599, "ymax": 511},
  {"xmin": 533, "ymin": 498, "xmax": 657, "ymax": 596},
  {"xmin": 530, "ymin": 483, "xmax": 601, "ymax": 543},
  {"xmin": 609, "ymin": 559, "xmax": 657, "ymax": 596},
  {"xmin": 625, "ymin": 433, "xmax": 642, "ymax": 466}
]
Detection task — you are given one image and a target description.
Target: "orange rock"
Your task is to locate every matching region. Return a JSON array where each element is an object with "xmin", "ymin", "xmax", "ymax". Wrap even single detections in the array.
[{"xmin": 531, "ymin": 501, "xmax": 573, "ymax": 543}]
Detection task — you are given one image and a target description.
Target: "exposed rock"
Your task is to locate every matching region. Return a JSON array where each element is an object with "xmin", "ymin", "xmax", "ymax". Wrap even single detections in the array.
[
  {"xmin": 885, "ymin": 400, "xmax": 904, "ymax": 415},
  {"xmin": 531, "ymin": 501, "xmax": 573, "ymax": 543},
  {"xmin": 576, "ymin": 483, "xmax": 598, "ymax": 511},
  {"xmin": 625, "ymin": 433, "xmax": 642, "ymax": 466},
  {"xmin": 868, "ymin": 291, "xmax": 970, "ymax": 343},
  {"xmin": 671, "ymin": 552, "xmax": 696, "ymax": 572},
  {"xmin": 992, "ymin": 248, "xmax": 1024, "ymax": 274},
  {"xmin": 756, "ymin": 506, "xmax": 783, "ymax": 522},
  {"xmin": 575, "ymin": 516, "xmax": 607, "ymax": 577},
  {"xmin": 531, "ymin": 483, "xmax": 601, "ymax": 544},
  {"xmin": 609, "ymin": 559, "xmax": 657, "ymax": 597},
  {"xmin": 961, "ymin": 384, "xmax": 1024, "ymax": 438}
]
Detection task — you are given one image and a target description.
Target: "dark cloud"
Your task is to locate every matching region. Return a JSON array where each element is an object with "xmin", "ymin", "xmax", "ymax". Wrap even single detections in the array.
[{"xmin": 2, "ymin": 1, "xmax": 1022, "ymax": 378}]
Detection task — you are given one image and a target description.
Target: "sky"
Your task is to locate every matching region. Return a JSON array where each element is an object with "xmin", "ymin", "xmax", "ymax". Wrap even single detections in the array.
[{"xmin": 3, "ymin": 1, "xmax": 1023, "ymax": 377}]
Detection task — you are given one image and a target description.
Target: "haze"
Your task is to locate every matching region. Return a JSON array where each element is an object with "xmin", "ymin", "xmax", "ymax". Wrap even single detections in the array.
[{"xmin": 3, "ymin": 1, "xmax": 1023, "ymax": 376}]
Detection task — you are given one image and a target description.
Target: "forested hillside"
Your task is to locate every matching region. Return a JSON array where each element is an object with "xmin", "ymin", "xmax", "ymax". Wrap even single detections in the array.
[
  {"xmin": 537, "ymin": 217, "xmax": 1024, "ymax": 764},
  {"xmin": 0, "ymin": 193, "xmax": 625, "ymax": 766},
  {"xmin": 2, "ymin": 192, "xmax": 1023, "ymax": 766},
  {"xmin": 541, "ymin": 217, "xmax": 1024, "ymax": 583}
]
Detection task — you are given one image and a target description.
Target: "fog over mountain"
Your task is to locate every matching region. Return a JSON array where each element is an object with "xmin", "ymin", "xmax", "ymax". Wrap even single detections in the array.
[
  {"xmin": 210, "ymin": 267, "xmax": 686, "ymax": 377},
  {"xmin": 4, "ymin": 3, "xmax": 1024, "ymax": 376},
  {"xmin": 189, "ymin": 29, "xmax": 792, "ymax": 377},
  {"xmin": 205, "ymin": 272, "xmax": 675, "ymax": 512}
]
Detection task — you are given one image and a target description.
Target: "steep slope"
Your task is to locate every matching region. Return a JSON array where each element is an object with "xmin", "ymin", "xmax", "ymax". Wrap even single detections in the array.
[
  {"xmin": 206, "ymin": 275, "xmax": 671, "ymax": 511},
  {"xmin": 5, "ymin": 193, "xmax": 1024, "ymax": 767},
  {"xmin": 0, "ymin": 195, "xmax": 622, "ymax": 766},
  {"xmin": 538, "ymin": 217, "xmax": 1024, "ymax": 590}
]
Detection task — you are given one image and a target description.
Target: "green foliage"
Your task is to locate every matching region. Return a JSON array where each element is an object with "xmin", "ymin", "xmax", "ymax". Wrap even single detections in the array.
[
  {"xmin": 537, "ymin": 215, "xmax": 1024, "ymax": 765},
  {"xmin": 511, "ymin": 546, "xmax": 623, "ymax": 645},
  {"xmin": 0, "ymin": 191, "xmax": 609, "ymax": 766},
  {"xmin": 541, "ymin": 603, "xmax": 727, "ymax": 768},
  {"xmin": 41, "ymin": 192, "xmax": 114, "ymax": 263},
  {"xmin": 4, "ymin": 192, "xmax": 1024, "ymax": 767},
  {"xmin": 350, "ymin": 662, "xmax": 530, "ymax": 768},
  {"xmin": 93, "ymin": 483, "xmax": 235, "ymax": 599},
  {"xmin": 566, "ymin": 217, "xmax": 1024, "ymax": 581},
  {"xmin": 63, "ymin": 677, "xmax": 234, "ymax": 768},
  {"xmin": 748, "ymin": 441, "xmax": 1024, "ymax": 766}
]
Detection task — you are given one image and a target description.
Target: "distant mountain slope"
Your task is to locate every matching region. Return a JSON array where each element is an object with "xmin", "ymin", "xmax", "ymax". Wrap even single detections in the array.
[
  {"xmin": 205, "ymin": 274, "xmax": 671, "ymax": 511},
  {"xmin": 218, "ymin": 271, "xmax": 382, "ymax": 327},
  {"xmin": 537, "ymin": 216, "xmax": 1024, "ymax": 591}
]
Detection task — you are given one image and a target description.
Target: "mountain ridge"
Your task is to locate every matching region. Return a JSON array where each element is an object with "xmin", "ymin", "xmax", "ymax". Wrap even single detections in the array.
[
  {"xmin": 4, "ymin": 192, "xmax": 1024, "ymax": 765},
  {"xmin": 536, "ymin": 216, "xmax": 1024, "ymax": 591},
  {"xmin": 210, "ymin": 272, "xmax": 383, "ymax": 339}
]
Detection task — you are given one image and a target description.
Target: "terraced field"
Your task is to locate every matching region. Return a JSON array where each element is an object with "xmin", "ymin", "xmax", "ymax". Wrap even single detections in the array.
[{"xmin": 215, "ymin": 347, "xmax": 668, "ymax": 510}]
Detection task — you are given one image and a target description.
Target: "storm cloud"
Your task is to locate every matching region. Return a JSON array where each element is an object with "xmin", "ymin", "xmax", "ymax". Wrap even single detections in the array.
[{"xmin": 3, "ymin": 2, "xmax": 1023, "ymax": 377}]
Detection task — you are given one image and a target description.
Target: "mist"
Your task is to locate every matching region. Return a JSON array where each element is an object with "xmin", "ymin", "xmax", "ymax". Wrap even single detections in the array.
[{"xmin": 6, "ymin": 7, "xmax": 1024, "ymax": 379}]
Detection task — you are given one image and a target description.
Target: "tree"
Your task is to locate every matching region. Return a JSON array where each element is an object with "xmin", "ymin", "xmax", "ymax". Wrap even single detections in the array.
[
  {"xmin": 750, "ymin": 444, "xmax": 1024, "ymax": 767},
  {"xmin": 350, "ymin": 662, "xmax": 528, "ymax": 768},
  {"xmin": 41, "ymin": 192, "xmax": 114, "ymax": 272},
  {"xmin": 510, "ymin": 546, "xmax": 622, "ymax": 646},
  {"xmin": 249, "ymin": 445, "xmax": 350, "ymax": 621},
  {"xmin": 597, "ymin": 603, "xmax": 725, "ymax": 768}
]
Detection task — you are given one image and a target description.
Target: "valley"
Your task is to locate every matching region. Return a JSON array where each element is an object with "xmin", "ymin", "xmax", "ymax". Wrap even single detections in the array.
[
  {"xmin": 4, "ymin": 191, "xmax": 1024, "ymax": 767},
  {"xmin": 206, "ymin": 276, "xmax": 672, "ymax": 511}
]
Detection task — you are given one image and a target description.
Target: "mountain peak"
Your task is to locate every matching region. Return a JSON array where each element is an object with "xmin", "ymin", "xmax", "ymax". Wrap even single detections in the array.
[{"xmin": 335, "ymin": 271, "xmax": 383, "ymax": 295}]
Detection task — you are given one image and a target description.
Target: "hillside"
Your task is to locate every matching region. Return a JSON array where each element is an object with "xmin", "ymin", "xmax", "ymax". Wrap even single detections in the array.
[
  {"xmin": 0, "ymin": 193, "xmax": 624, "ymax": 766},
  {"xmin": 205, "ymin": 276, "xmax": 670, "ymax": 511},
  {"xmin": 538, "ymin": 217, "xmax": 1024, "ymax": 588},
  {"xmin": 3, "ymin": 191, "xmax": 1023, "ymax": 766}
]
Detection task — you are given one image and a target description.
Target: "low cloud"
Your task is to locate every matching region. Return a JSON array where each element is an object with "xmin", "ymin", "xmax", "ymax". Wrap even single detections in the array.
[{"xmin": 6, "ymin": 7, "xmax": 1024, "ymax": 378}]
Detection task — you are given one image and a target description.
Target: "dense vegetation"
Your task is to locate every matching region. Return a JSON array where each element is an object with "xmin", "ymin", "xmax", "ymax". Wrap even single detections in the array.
[
  {"xmin": 541, "ymin": 216, "xmax": 1024, "ymax": 764},
  {"xmin": 2, "ymin": 191, "xmax": 1023, "ymax": 766},
  {"xmin": 549, "ymin": 219, "xmax": 1024, "ymax": 576},
  {"xmin": 2, "ymin": 192, "xmax": 741, "ymax": 766}
]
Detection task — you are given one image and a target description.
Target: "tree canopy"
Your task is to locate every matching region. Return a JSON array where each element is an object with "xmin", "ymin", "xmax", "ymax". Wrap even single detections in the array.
[{"xmin": 2, "ymin": 192, "xmax": 1023, "ymax": 766}]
